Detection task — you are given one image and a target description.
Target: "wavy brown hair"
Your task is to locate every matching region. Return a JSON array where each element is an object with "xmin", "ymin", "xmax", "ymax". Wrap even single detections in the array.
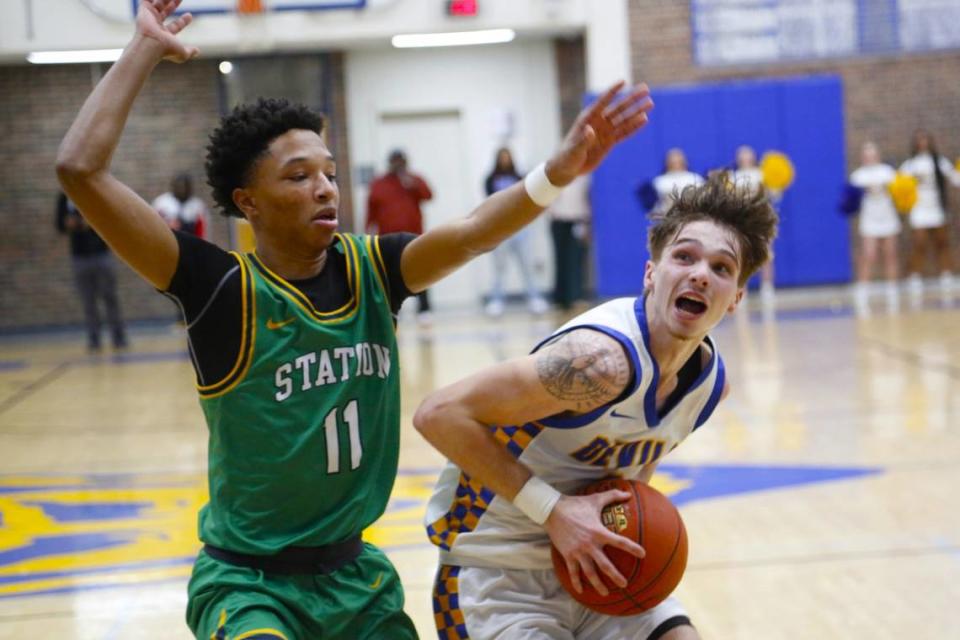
[{"xmin": 648, "ymin": 174, "xmax": 779, "ymax": 286}]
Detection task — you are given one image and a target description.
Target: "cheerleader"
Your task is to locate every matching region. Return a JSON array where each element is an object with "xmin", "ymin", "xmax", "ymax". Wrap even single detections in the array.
[
  {"xmin": 899, "ymin": 129, "xmax": 960, "ymax": 293},
  {"xmin": 849, "ymin": 142, "xmax": 901, "ymax": 311},
  {"xmin": 651, "ymin": 148, "xmax": 704, "ymax": 213}
]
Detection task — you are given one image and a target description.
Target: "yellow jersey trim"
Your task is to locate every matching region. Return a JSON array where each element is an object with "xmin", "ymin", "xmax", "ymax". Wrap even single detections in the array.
[
  {"xmin": 197, "ymin": 252, "xmax": 257, "ymax": 398},
  {"xmin": 249, "ymin": 234, "xmax": 361, "ymax": 323},
  {"xmin": 234, "ymin": 630, "xmax": 289, "ymax": 640},
  {"xmin": 365, "ymin": 235, "xmax": 391, "ymax": 303}
]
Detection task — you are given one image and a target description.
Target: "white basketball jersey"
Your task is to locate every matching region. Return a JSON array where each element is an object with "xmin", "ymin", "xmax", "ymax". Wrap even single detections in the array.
[{"xmin": 424, "ymin": 297, "xmax": 726, "ymax": 570}]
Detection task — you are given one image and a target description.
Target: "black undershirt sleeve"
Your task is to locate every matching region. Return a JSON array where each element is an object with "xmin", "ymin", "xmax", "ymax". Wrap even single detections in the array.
[
  {"xmin": 376, "ymin": 232, "xmax": 417, "ymax": 314},
  {"xmin": 163, "ymin": 231, "xmax": 243, "ymax": 387}
]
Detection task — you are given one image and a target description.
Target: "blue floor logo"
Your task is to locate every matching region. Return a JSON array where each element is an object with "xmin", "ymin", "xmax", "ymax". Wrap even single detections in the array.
[{"xmin": 0, "ymin": 463, "xmax": 879, "ymax": 598}]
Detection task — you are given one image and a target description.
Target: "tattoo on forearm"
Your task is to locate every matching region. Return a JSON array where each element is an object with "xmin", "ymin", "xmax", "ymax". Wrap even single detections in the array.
[{"xmin": 536, "ymin": 331, "xmax": 630, "ymax": 411}]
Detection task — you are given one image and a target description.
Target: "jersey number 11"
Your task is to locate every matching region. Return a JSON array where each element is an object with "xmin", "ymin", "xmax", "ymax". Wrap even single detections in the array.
[{"xmin": 323, "ymin": 399, "xmax": 362, "ymax": 474}]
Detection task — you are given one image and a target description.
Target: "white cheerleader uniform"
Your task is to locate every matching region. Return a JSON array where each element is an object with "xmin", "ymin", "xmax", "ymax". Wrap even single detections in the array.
[
  {"xmin": 849, "ymin": 163, "xmax": 901, "ymax": 238},
  {"xmin": 899, "ymin": 154, "xmax": 960, "ymax": 229},
  {"xmin": 652, "ymin": 171, "xmax": 704, "ymax": 213},
  {"xmin": 732, "ymin": 167, "xmax": 763, "ymax": 193}
]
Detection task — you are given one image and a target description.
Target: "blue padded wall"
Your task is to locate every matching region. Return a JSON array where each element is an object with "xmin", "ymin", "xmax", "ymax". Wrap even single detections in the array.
[{"xmin": 590, "ymin": 75, "xmax": 850, "ymax": 297}]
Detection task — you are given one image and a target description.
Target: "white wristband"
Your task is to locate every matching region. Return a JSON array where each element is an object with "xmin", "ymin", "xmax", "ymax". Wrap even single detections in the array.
[
  {"xmin": 523, "ymin": 162, "xmax": 564, "ymax": 208},
  {"xmin": 513, "ymin": 475, "xmax": 562, "ymax": 525}
]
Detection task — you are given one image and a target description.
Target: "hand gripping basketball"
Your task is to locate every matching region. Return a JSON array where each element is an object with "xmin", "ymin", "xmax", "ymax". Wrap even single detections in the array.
[{"xmin": 551, "ymin": 478, "xmax": 688, "ymax": 616}]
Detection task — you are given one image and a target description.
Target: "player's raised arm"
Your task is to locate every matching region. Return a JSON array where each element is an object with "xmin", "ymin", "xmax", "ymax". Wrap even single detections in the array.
[
  {"xmin": 55, "ymin": 0, "xmax": 199, "ymax": 290},
  {"xmin": 413, "ymin": 328, "xmax": 645, "ymax": 595},
  {"xmin": 399, "ymin": 82, "xmax": 653, "ymax": 293}
]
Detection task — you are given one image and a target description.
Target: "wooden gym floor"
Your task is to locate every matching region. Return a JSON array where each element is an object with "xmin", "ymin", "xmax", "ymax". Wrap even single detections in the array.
[{"xmin": 1, "ymin": 286, "xmax": 958, "ymax": 639}]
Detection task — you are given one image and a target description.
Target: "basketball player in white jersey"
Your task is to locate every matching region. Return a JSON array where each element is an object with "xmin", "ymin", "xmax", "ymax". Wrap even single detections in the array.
[{"xmin": 415, "ymin": 176, "xmax": 778, "ymax": 640}]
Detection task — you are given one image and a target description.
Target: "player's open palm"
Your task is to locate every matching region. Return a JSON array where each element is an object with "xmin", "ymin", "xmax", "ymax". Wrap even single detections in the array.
[
  {"xmin": 136, "ymin": 0, "xmax": 199, "ymax": 63},
  {"xmin": 546, "ymin": 81, "xmax": 653, "ymax": 185},
  {"xmin": 545, "ymin": 490, "xmax": 646, "ymax": 597}
]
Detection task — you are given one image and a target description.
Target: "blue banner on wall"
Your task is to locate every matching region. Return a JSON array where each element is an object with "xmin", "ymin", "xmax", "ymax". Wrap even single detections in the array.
[{"xmin": 590, "ymin": 75, "xmax": 851, "ymax": 298}]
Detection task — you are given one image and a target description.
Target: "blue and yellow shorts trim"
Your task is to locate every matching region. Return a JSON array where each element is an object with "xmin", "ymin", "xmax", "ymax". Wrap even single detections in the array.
[
  {"xmin": 433, "ymin": 565, "xmax": 469, "ymax": 640},
  {"xmin": 426, "ymin": 474, "xmax": 495, "ymax": 551},
  {"xmin": 426, "ymin": 423, "xmax": 544, "ymax": 551}
]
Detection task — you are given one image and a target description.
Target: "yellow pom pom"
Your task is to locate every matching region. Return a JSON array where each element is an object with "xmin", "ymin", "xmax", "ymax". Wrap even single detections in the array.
[
  {"xmin": 760, "ymin": 151, "xmax": 795, "ymax": 191},
  {"xmin": 955, "ymin": 157, "xmax": 960, "ymax": 173},
  {"xmin": 888, "ymin": 172, "xmax": 918, "ymax": 214}
]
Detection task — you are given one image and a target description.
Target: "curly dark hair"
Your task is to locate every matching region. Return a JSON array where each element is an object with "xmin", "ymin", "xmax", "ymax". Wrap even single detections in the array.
[
  {"xmin": 648, "ymin": 173, "xmax": 779, "ymax": 286},
  {"xmin": 205, "ymin": 98, "xmax": 325, "ymax": 218}
]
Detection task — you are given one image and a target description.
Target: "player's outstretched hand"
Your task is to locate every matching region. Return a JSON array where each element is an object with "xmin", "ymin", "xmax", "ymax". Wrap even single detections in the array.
[
  {"xmin": 545, "ymin": 81, "xmax": 653, "ymax": 186},
  {"xmin": 545, "ymin": 489, "xmax": 646, "ymax": 596},
  {"xmin": 135, "ymin": 0, "xmax": 199, "ymax": 63}
]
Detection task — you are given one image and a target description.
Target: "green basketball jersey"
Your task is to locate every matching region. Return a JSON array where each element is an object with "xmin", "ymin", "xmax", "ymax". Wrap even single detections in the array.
[{"xmin": 197, "ymin": 234, "xmax": 401, "ymax": 554}]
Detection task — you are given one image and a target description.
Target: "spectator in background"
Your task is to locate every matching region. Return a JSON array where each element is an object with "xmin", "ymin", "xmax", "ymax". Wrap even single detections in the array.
[
  {"xmin": 548, "ymin": 174, "xmax": 591, "ymax": 311},
  {"xmin": 153, "ymin": 173, "xmax": 208, "ymax": 238},
  {"xmin": 367, "ymin": 149, "xmax": 434, "ymax": 323},
  {"xmin": 849, "ymin": 142, "xmax": 901, "ymax": 314},
  {"xmin": 483, "ymin": 147, "xmax": 548, "ymax": 317},
  {"xmin": 652, "ymin": 148, "xmax": 704, "ymax": 214},
  {"xmin": 55, "ymin": 192, "xmax": 128, "ymax": 352},
  {"xmin": 899, "ymin": 129, "xmax": 960, "ymax": 296},
  {"xmin": 732, "ymin": 145, "xmax": 777, "ymax": 305}
]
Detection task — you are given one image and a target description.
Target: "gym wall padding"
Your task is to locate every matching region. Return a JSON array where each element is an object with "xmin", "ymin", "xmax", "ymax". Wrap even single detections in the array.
[{"xmin": 590, "ymin": 75, "xmax": 851, "ymax": 297}]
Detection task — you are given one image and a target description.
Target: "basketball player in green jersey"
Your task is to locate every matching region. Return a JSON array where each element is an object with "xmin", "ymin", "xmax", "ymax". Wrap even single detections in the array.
[{"xmin": 56, "ymin": 1, "xmax": 653, "ymax": 637}]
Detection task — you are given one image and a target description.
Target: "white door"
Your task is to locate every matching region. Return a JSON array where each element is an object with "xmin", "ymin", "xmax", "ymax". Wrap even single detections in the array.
[{"xmin": 375, "ymin": 111, "xmax": 480, "ymax": 309}]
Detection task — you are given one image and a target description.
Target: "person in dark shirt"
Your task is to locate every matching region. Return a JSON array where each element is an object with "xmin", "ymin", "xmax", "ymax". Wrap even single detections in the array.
[
  {"xmin": 366, "ymin": 149, "xmax": 434, "ymax": 322},
  {"xmin": 55, "ymin": 1, "xmax": 653, "ymax": 638},
  {"xmin": 55, "ymin": 192, "xmax": 128, "ymax": 351}
]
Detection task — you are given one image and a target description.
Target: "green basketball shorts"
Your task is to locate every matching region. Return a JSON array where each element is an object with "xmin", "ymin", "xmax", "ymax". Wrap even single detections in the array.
[{"xmin": 186, "ymin": 542, "xmax": 418, "ymax": 639}]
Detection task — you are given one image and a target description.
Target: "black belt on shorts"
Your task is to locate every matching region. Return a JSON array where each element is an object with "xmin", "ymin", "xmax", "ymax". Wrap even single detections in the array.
[{"xmin": 203, "ymin": 535, "xmax": 363, "ymax": 576}]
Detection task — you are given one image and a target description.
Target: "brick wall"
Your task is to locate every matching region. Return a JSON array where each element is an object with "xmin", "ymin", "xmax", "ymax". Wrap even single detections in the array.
[
  {"xmin": 0, "ymin": 51, "xmax": 351, "ymax": 333},
  {"xmin": 0, "ymin": 60, "xmax": 223, "ymax": 332},
  {"xmin": 627, "ymin": 0, "xmax": 960, "ymax": 173}
]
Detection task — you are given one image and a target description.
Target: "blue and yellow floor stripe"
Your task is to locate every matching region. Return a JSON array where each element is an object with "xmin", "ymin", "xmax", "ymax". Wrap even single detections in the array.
[{"xmin": 0, "ymin": 464, "xmax": 879, "ymax": 598}]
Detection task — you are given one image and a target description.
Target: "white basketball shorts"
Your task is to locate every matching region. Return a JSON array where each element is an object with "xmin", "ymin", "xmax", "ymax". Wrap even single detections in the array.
[{"xmin": 432, "ymin": 564, "xmax": 692, "ymax": 639}]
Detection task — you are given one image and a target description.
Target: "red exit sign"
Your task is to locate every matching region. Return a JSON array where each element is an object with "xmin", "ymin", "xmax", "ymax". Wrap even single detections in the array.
[{"xmin": 447, "ymin": 0, "xmax": 478, "ymax": 17}]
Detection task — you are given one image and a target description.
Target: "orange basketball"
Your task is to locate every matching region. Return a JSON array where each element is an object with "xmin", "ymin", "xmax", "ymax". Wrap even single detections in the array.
[{"xmin": 551, "ymin": 477, "xmax": 688, "ymax": 616}]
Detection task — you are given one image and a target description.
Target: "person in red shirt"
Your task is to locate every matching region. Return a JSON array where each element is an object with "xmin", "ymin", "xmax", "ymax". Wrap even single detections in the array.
[{"xmin": 366, "ymin": 149, "xmax": 434, "ymax": 322}]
